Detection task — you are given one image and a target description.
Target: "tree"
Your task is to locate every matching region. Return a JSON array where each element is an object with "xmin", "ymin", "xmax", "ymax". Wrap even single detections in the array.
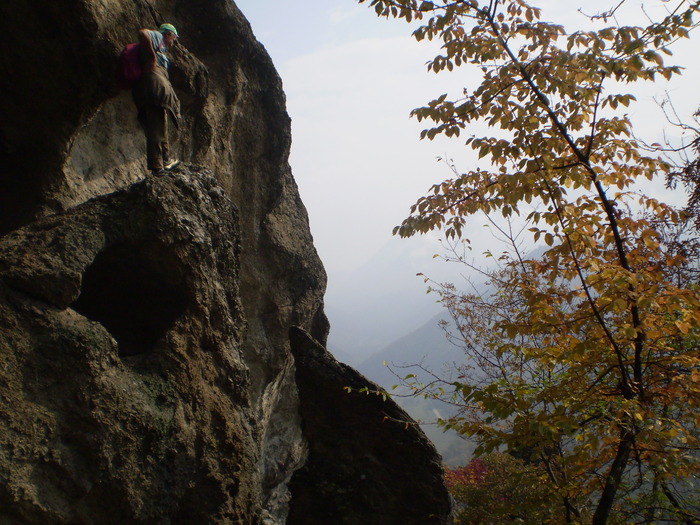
[
  {"xmin": 445, "ymin": 453, "xmax": 561, "ymax": 523},
  {"xmin": 358, "ymin": 0, "xmax": 700, "ymax": 522}
]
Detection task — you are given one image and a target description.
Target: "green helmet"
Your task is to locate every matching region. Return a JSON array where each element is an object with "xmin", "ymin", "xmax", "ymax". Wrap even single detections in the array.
[{"xmin": 159, "ymin": 23, "xmax": 179, "ymax": 38}]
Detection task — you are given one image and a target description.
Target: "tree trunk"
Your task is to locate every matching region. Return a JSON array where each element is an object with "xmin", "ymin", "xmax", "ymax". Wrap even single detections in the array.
[{"xmin": 592, "ymin": 426, "xmax": 635, "ymax": 524}]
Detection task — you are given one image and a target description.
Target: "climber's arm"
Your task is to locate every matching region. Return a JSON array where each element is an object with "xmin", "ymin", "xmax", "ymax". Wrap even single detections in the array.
[{"xmin": 137, "ymin": 29, "xmax": 157, "ymax": 73}]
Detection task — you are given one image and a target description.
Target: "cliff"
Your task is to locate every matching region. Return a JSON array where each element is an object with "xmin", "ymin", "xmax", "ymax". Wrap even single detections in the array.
[{"xmin": 0, "ymin": 1, "xmax": 450, "ymax": 523}]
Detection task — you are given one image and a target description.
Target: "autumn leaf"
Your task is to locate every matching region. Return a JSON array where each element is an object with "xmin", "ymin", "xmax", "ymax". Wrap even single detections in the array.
[{"xmin": 359, "ymin": 0, "xmax": 700, "ymax": 522}]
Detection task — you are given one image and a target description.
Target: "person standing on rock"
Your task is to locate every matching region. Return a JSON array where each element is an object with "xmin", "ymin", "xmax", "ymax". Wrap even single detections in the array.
[{"xmin": 133, "ymin": 23, "xmax": 181, "ymax": 175}]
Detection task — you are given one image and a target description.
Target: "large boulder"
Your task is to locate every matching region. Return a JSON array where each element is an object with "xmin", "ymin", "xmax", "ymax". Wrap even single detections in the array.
[
  {"xmin": 0, "ymin": 1, "xmax": 451, "ymax": 523},
  {"xmin": 0, "ymin": 168, "xmax": 261, "ymax": 523},
  {"xmin": 288, "ymin": 327, "xmax": 452, "ymax": 525}
]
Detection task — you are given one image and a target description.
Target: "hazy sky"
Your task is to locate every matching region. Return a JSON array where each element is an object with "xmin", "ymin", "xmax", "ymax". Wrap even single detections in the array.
[
  {"xmin": 234, "ymin": 0, "xmax": 698, "ymax": 358},
  {"xmin": 235, "ymin": 0, "xmax": 477, "ymax": 273},
  {"xmin": 236, "ymin": 0, "xmax": 696, "ymax": 268}
]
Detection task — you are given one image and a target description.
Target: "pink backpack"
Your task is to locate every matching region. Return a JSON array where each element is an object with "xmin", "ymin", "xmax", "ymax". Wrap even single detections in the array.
[{"xmin": 115, "ymin": 43, "xmax": 142, "ymax": 90}]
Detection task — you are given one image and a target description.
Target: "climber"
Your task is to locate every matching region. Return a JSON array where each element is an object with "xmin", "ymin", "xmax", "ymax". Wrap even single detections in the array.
[{"xmin": 132, "ymin": 23, "xmax": 181, "ymax": 175}]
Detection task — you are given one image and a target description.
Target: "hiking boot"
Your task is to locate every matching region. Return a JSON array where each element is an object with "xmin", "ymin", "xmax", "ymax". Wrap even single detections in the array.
[
  {"xmin": 150, "ymin": 168, "xmax": 166, "ymax": 176},
  {"xmin": 164, "ymin": 159, "xmax": 180, "ymax": 170}
]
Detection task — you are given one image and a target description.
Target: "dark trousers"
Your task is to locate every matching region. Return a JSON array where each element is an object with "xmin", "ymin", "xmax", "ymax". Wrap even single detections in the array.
[{"xmin": 139, "ymin": 105, "xmax": 170, "ymax": 171}]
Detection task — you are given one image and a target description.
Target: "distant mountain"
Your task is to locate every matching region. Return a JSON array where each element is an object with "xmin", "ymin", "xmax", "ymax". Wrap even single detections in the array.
[
  {"xmin": 355, "ymin": 312, "xmax": 477, "ymax": 466},
  {"xmin": 323, "ymin": 236, "xmax": 484, "ymax": 465},
  {"xmin": 356, "ymin": 312, "xmax": 465, "ymax": 387},
  {"xmin": 325, "ymin": 235, "xmax": 467, "ymax": 366}
]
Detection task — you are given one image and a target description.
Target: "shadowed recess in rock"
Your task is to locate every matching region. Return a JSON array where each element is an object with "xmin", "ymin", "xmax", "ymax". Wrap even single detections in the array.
[{"xmin": 71, "ymin": 241, "xmax": 189, "ymax": 356}]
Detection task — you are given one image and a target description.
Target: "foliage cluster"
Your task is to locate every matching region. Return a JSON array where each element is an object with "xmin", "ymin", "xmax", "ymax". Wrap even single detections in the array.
[
  {"xmin": 358, "ymin": 0, "xmax": 700, "ymax": 522},
  {"xmin": 446, "ymin": 453, "xmax": 561, "ymax": 523}
]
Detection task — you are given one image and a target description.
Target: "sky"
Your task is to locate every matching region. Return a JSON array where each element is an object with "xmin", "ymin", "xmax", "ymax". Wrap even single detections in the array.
[
  {"xmin": 234, "ymin": 0, "xmax": 699, "ymax": 360},
  {"xmin": 235, "ymin": 0, "xmax": 475, "ymax": 273}
]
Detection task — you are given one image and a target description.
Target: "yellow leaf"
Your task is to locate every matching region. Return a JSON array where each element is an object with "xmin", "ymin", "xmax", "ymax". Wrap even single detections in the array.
[{"xmin": 676, "ymin": 320, "xmax": 690, "ymax": 335}]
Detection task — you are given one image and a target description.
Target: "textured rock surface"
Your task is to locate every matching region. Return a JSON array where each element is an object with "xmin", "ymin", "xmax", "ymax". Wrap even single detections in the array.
[
  {"xmin": 1, "ymin": 0, "xmax": 324, "ymax": 520},
  {"xmin": 288, "ymin": 328, "xmax": 452, "ymax": 525},
  {"xmin": 0, "ymin": 1, "xmax": 451, "ymax": 523},
  {"xmin": 0, "ymin": 168, "xmax": 261, "ymax": 522}
]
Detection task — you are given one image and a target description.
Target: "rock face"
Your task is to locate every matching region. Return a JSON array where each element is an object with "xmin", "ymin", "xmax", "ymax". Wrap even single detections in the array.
[
  {"xmin": 288, "ymin": 328, "xmax": 451, "ymax": 525},
  {"xmin": 0, "ymin": 168, "xmax": 260, "ymax": 522},
  {"xmin": 0, "ymin": 1, "xmax": 451, "ymax": 523}
]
